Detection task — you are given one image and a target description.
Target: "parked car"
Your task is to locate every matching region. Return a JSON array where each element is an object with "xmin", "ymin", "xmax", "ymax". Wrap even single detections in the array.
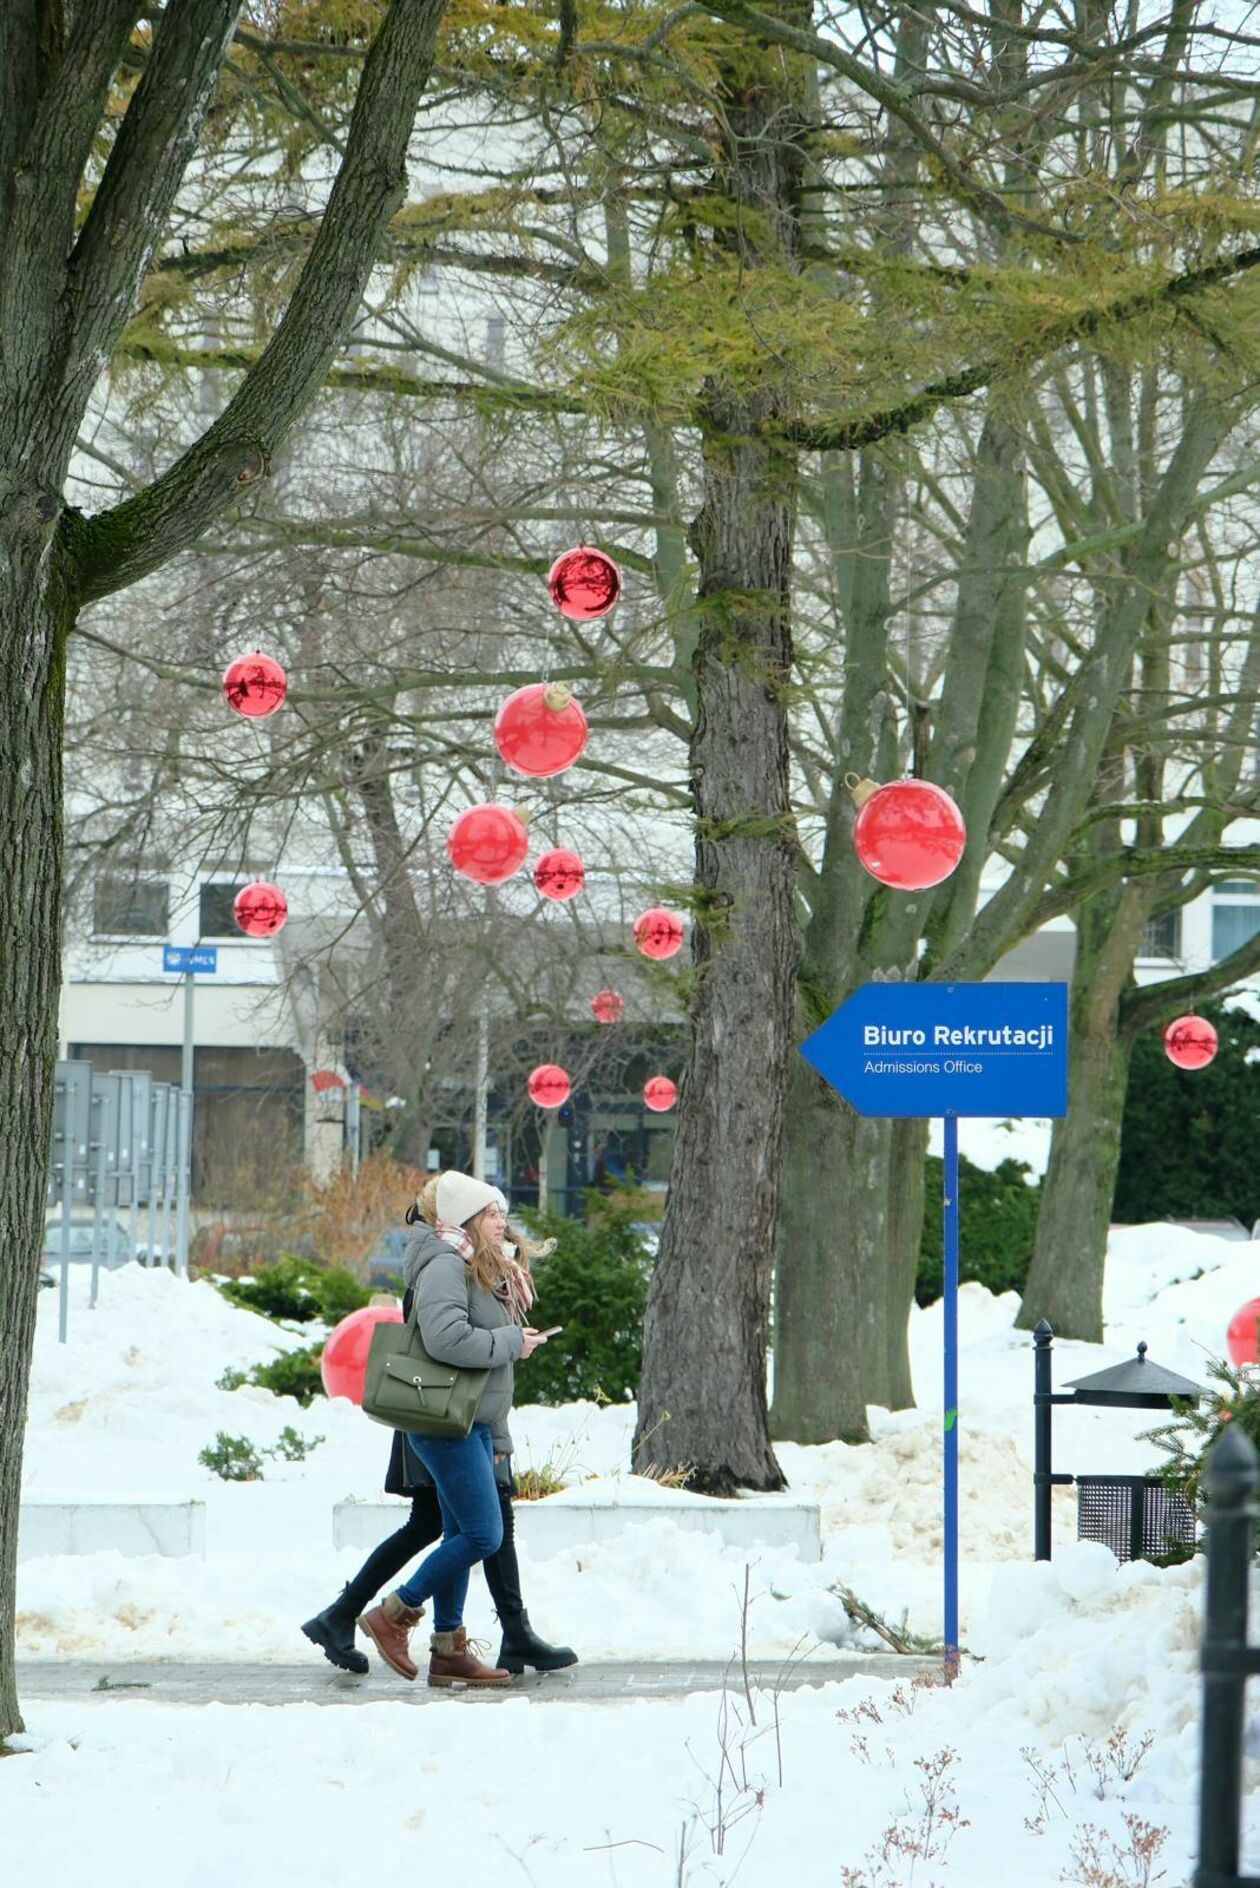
[
  {"xmin": 42, "ymin": 1210, "xmax": 136, "ymax": 1270},
  {"xmin": 365, "ymin": 1225, "xmax": 409, "ymax": 1292}
]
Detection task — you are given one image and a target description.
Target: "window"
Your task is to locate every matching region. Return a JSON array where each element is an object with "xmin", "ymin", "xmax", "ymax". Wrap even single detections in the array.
[
  {"xmin": 198, "ymin": 881, "xmax": 248, "ymax": 938},
  {"xmin": 1212, "ymin": 880, "xmax": 1260, "ymax": 960},
  {"xmin": 1140, "ymin": 910, "xmax": 1181, "ymax": 960},
  {"xmin": 92, "ymin": 874, "xmax": 169, "ymax": 938}
]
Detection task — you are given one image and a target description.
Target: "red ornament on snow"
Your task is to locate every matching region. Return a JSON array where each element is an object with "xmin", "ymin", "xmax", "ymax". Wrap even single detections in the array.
[
  {"xmin": 634, "ymin": 907, "xmax": 685, "ymax": 960},
  {"xmin": 1163, "ymin": 1014, "xmax": 1218, "ymax": 1070},
  {"xmin": 547, "ymin": 546, "xmax": 622, "ymax": 620},
  {"xmin": 528, "ymin": 1063, "xmax": 571, "ymax": 1108},
  {"xmin": 494, "ymin": 682, "xmax": 589, "ymax": 778},
  {"xmin": 590, "ymin": 989, "xmax": 625, "ymax": 1025},
  {"xmin": 848, "ymin": 775, "xmax": 967, "ymax": 892},
  {"xmin": 534, "ymin": 848, "xmax": 585, "ymax": 901},
  {"xmin": 643, "ymin": 1075, "xmax": 678, "ymax": 1113},
  {"xmin": 234, "ymin": 880, "xmax": 288, "ymax": 937},
  {"xmin": 320, "ymin": 1303, "xmax": 403, "ymax": 1404},
  {"xmin": 222, "ymin": 650, "xmax": 288, "ymax": 718},
  {"xmin": 1227, "ymin": 1299, "xmax": 1260, "ymax": 1366},
  {"xmin": 447, "ymin": 804, "xmax": 530, "ymax": 885}
]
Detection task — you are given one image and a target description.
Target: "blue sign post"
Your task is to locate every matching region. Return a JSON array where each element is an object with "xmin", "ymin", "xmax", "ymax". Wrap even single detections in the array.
[
  {"xmin": 162, "ymin": 945, "xmax": 218, "ymax": 975},
  {"xmin": 800, "ymin": 981, "xmax": 1068, "ymax": 1678}
]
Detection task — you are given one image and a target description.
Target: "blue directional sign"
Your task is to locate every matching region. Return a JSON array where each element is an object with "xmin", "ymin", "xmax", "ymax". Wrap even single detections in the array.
[
  {"xmin": 162, "ymin": 945, "xmax": 218, "ymax": 975},
  {"xmin": 800, "ymin": 980, "xmax": 1068, "ymax": 1119}
]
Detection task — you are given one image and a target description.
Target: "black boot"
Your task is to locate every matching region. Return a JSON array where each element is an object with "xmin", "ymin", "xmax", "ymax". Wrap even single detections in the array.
[
  {"xmin": 496, "ymin": 1609, "xmax": 578, "ymax": 1675},
  {"xmin": 302, "ymin": 1586, "xmax": 369, "ymax": 1675}
]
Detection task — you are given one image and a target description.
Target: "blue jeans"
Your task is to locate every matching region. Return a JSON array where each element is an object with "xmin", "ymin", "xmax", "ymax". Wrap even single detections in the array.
[{"xmin": 396, "ymin": 1424, "xmax": 504, "ymax": 1630}]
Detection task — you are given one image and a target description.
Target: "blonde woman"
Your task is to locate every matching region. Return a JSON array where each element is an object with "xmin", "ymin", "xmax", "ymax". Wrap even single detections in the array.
[{"xmin": 353, "ymin": 1171, "xmax": 571, "ymax": 1686}]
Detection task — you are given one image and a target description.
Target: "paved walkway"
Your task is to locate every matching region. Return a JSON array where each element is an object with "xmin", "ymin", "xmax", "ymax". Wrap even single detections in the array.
[{"xmin": 17, "ymin": 1654, "xmax": 941, "ymax": 1708}]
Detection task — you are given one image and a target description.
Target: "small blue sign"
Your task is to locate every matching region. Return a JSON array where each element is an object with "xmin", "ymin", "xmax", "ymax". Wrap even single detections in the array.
[
  {"xmin": 162, "ymin": 945, "xmax": 218, "ymax": 975},
  {"xmin": 800, "ymin": 980, "xmax": 1068, "ymax": 1119}
]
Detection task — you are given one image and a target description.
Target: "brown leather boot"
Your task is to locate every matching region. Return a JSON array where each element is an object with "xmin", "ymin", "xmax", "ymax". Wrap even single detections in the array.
[
  {"xmin": 358, "ymin": 1590, "xmax": 426, "ymax": 1681},
  {"xmin": 428, "ymin": 1626, "xmax": 512, "ymax": 1688}
]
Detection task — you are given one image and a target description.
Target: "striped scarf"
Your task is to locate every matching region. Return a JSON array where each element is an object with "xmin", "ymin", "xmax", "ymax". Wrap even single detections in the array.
[{"xmin": 435, "ymin": 1221, "xmax": 535, "ymax": 1325}]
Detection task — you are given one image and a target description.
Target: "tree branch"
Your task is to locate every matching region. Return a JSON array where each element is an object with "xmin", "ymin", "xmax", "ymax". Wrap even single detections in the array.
[{"xmin": 1122, "ymin": 926, "xmax": 1260, "ymax": 1033}]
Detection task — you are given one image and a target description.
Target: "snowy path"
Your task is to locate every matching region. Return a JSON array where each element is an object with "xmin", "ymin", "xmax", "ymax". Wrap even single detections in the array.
[{"xmin": 15, "ymin": 1653, "xmax": 937, "ymax": 1706}]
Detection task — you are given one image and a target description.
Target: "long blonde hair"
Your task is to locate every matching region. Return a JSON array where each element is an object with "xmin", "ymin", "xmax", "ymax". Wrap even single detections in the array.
[{"xmin": 413, "ymin": 1171, "xmax": 554, "ymax": 1300}]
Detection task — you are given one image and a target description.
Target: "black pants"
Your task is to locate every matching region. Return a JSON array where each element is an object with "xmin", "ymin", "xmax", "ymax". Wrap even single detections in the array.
[{"xmin": 340, "ymin": 1482, "xmax": 524, "ymax": 1624}]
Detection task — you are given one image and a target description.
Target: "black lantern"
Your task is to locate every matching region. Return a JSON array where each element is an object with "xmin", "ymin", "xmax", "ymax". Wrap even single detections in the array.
[{"xmin": 1033, "ymin": 1321, "xmax": 1206, "ymax": 1564}]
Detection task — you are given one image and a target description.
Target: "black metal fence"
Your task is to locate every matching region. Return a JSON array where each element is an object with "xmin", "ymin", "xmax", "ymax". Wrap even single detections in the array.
[{"xmin": 1195, "ymin": 1424, "xmax": 1260, "ymax": 1888}]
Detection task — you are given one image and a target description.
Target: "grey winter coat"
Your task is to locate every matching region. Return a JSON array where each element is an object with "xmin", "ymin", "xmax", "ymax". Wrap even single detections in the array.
[{"xmin": 401, "ymin": 1224, "xmax": 524, "ymax": 1454}]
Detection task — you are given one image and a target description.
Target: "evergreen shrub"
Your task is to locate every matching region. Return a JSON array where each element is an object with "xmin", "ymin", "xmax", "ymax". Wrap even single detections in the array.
[
  {"xmin": 216, "ymin": 1343, "xmax": 325, "ymax": 1406},
  {"xmin": 517, "ymin": 1194, "xmax": 653, "ymax": 1405},
  {"xmin": 916, "ymin": 1153, "xmax": 1041, "ymax": 1306},
  {"xmin": 217, "ymin": 1255, "xmax": 370, "ymax": 1327}
]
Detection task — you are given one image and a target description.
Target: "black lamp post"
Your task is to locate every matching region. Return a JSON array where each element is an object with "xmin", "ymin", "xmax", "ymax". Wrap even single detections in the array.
[{"xmin": 1033, "ymin": 1320, "xmax": 1207, "ymax": 1562}]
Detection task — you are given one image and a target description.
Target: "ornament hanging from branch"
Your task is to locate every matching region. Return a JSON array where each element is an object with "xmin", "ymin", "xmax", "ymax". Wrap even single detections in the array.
[
  {"xmin": 847, "ymin": 774, "xmax": 967, "ymax": 892},
  {"xmin": 547, "ymin": 546, "xmax": 621, "ymax": 620},
  {"xmin": 234, "ymin": 880, "xmax": 288, "ymax": 937},
  {"xmin": 222, "ymin": 650, "xmax": 287, "ymax": 718},
  {"xmin": 590, "ymin": 989, "xmax": 625, "ymax": 1025},
  {"xmin": 527, "ymin": 1063, "xmax": 571, "ymax": 1108},
  {"xmin": 643, "ymin": 1075, "xmax": 678, "ymax": 1113},
  {"xmin": 1163, "ymin": 1014, "xmax": 1218, "ymax": 1069},
  {"xmin": 494, "ymin": 682, "xmax": 589, "ymax": 777},
  {"xmin": 447, "ymin": 804, "xmax": 530, "ymax": 885},
  {"xmin": 534, "ymin": 848, "xmax": 585, "ymax": 901},
  {"xmin": 633, "ymin": 907, "xmax": 685, "ymax": 960}
]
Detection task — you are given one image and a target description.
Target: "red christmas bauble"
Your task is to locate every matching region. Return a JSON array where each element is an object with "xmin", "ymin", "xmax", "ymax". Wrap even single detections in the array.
[
  {"xmin": 1227, "ymin": 1298, "xmax": 1260, "ymax": 1366},
  {"xmin": 447, "ymin": 804, "xmax": 530, "ymax": 885},
  {"xmin": 320, "ymin": 1303, "xmax": 403, "ymax": 1404},
  {"xmin": 234, "ymin": 880, "xmax": 288, "ymax": 937},
  {"xmin": 590, "ymin": 989, "xmax": 625, "ymax": 1025},
  {"xmin": 547, "ymin": 546, "xmax": 622, "ymax": 620},
  {"xmin": 634, "ymin": 907, "xmax": 685, "ymax": 960},
  {"xmin": 528, "ymin": 1063, "xmax": 571, "ymax": 1108},
  {"xmin": 853, "ymin": 779, "xmax": 967, "ymax": 891},
  {"xmin": 222, "ymin": 650, "xmax": 288, "ymax": 718},
  {"xmin": 1163, "ymin": 1014, "xmax": 1218, "ymax": 1070},
  {"xmin": 534, "ymin": 848, "xmax": 585, "ymax": 901},
  {"xmin": 494, "ymin": 682, "xmax": 589, "ymax": 778},
  {"xmin": 643, "ymin": 1076, "xmax": 678, "ymax": 1113}
]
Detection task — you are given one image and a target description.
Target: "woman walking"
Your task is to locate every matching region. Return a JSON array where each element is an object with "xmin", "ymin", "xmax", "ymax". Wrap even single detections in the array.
[{"xmin": 302, "ymin": 1171, "xmax": 576, "ymax": 1686}]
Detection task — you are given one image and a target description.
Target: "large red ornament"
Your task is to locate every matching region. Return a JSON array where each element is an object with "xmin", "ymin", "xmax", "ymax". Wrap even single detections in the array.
[
  {"xmin": 447, "ymin": 804, "xmax": 530, "ymax": 885},
  {"xmin": 528, "ymin": 1063, "xmax": 571, "ymax": 1108},
  {"xmin": 849, "ymin": 775, "xmax": 967, "ymax": 892},
  {"xmin": 222, "ymin": 650, "xmax": 287, "ymax": 718},
  {"xmin": 1163, "ymin": 1014, "xmax": 1218, "ymax": 1070},
  {"xmin": 590, "ymin": 989, "xmax": 625, "ymax": 1025},
  {"xmin": 643, "ymin": 1076, "xmax": 678, "ymax": 1113},
  {"xmin": 1227, "ymin": 1299, "xmax": 1260, "ymax": 1366},
  {"xmin": 234, "ymin": 880, "xmax": 288, "ymax": 937},
  {"xmin": 547, "ymin": 546, "xmax": 622, "ymax": 620},
  {"xmin": 534, "ymin": 848, "xmax": 585, "ymax": 901},
  {"xmin": 494, "ymin": 682, "xmax": 589, "ymax": 778},
  {"xmin": 320, "ymin": 1303, "xmax": 403, "ymax": 1404},
  {"xmin": 634, "ymin": 907, "xmax": 685, "ymax": 960}
]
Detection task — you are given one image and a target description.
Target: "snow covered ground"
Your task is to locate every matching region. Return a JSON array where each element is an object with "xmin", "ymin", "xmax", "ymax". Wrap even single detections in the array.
[{"xmin": 7, "ymin": 1217, "xmax": 1260, "ymax": 1884}]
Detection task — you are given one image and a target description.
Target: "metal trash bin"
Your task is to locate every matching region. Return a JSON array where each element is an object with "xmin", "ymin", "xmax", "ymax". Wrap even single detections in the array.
[{"xmin": 1075, "ymin": 1474, "xmax": 1196, "ymax": 1564}]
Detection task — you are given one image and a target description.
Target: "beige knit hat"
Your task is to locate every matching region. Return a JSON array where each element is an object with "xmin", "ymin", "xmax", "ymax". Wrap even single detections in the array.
[{"xmin": 435, "ymin": 1171, "xmax": 507, "ymax": 1228}]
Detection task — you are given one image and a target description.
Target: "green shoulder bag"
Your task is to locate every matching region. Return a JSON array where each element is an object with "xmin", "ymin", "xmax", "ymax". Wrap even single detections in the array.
[{"xmin": 361, "ymin": 1290, "xmax": 490, "ymax": 1440}]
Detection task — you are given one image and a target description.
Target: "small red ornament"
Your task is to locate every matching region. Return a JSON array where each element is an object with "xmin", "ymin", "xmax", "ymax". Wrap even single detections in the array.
[
  {"xmin": 447, "ymin": 804, "xmax": 530, "ymax": 885},
  {"xmin": 634, "ymin": 907, "xmax": 685, "ymax": 960},
  {"xmin": 320, "ymin": 1303, "xmax": 403, "ymax": 1404},
  {"xmin": 528, "ymin": 1063, "xmax": 571, "ymax": 1108},
  {"xmin": 848, "ymin": 775, "xmax": 967, "ymax": 892},
  {"xmin": 234, "ymin": 880, "xmax": 288, "ymax": 937},
  {"xmin": 494, "ymin": 682, "xmax": 589, "ymax": 778},
  {"xmin": 547, "ymin": 546, "xmax": 622, "ymax": 620},
  {"xmin": 222, "ymin": 650, "xmax": 288, "ymax": 718},
  {"xmin": 643, "ymin": 1076, "xmax": 678, "ymax": 1113},
  {"xmin": 534, "ymin": 848, "xmax": 585, "ymax": 901},
  {"xmin": 1163, "ymin": 1014, "xmax": 1218, "ymax": 1070},
  {"xmin": 590, "ymin": 989, "xmax": 625, "ymax": 1025},
  {"xmin": 1228, "ymin": 1298, "xmax": 1260, "ymax": 1366}
]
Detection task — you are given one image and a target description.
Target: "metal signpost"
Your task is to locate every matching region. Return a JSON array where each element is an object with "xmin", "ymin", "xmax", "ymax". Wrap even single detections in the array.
[
  {"xmin": 163, "ymin": 944, "xmax": 216, "ymax": 1276},
  {"xmin": 800, "ymin": 980, "xmax": 1069, "ymax": 1677}
]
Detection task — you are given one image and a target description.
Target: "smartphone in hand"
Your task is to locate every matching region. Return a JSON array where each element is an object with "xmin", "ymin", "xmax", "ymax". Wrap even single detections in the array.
[{"xmin": 539, "ymin": 1325, "xmax": 563, "ymax": 1338}]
